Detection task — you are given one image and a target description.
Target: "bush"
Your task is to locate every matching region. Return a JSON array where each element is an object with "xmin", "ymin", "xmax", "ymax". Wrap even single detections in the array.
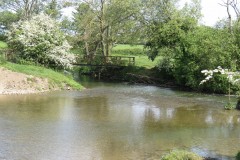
[
  {"xmin": 0, "ymin": 34, "xmax": 7, "ymax": 41},
  {"xmin": 161, "ymin": 150, "xmax": 203, "ymax": 160},
  {"xmin": 0, "ymin": 51, "xmax": 6, "ymax": 64},
  {"xmin": 7, "ymin": 13, "xmax": 75, "ymax": 69},
  {"xmin": 236, "ymin": 152, "xmax": 240, "ymax": 160},
  {"xmin": 224, "ymin": 102, "xmax": 236, "ymax": 110}
]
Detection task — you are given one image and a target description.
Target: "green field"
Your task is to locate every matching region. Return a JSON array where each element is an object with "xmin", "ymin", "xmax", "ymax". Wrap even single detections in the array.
[
  {"xmin": 0, "ymin": 41, "xmax": 8, "ymax": 49},
  {"xmin": 0, "ymin": 62, "xmax": 83, "ymax": 90},
  {"xmin": 112, "ymin": 44, "xmax": 160, "ymax": 69},
  {"xmin": 112, "ymin": 44, "xmax": 144, "ymax": 50},
  {"xmin": 72, "ymin": 44, "xmax": 160, "ymax": 69}
]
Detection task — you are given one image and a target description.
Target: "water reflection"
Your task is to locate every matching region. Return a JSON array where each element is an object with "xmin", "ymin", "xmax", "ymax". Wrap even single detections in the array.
[{"xmin": 0, "ymin": 84, "xmax": 240, "ymax": 160}]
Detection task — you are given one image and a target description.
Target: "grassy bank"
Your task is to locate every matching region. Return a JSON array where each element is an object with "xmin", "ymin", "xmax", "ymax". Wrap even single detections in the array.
[
  {"xmin": 0, "ymin": 40, "xmax": 83, "ymax": 90},
  {"xmin": 112, "ymin": 44, "xmax": 144, "ymax": 50},
  {"xmin": 1, "ymin": 62, "xmax": 83, "ymax": 90},
  {"xmin": 72, "ymin": 44, "xmax": 160, "ymax": 69},
  {"xmin": 112, "ymin": 44, "xmax": 160, "ymax": 69}
]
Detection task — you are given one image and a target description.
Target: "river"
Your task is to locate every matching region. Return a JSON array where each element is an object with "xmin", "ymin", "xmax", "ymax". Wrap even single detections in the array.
[{"xmin": 0, "ymin": 79, "xmax": 239, "ymax": 160}]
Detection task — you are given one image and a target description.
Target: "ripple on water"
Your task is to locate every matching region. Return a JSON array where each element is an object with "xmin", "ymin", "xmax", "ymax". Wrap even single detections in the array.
[{"xmin": 0, "ymin": 84, "xmax": 239, "ymax": 160}]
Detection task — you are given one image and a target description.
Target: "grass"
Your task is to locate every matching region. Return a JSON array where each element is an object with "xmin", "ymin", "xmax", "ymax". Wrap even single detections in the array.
[
  {"xmin": 0, "ymin": 41, "xmax": 83, "ymax": 90},
  {"xmin": 112, "ymin": 44, "xmax": 160, "ymax": 69},
  {"xmin": 71, "ymin": 44, "xmax": 160, "ymax": 69},
  {"xmin": 0, "ymin": 62, "xmax": 83, "ymax": 90},
  {"xmin": 161, "ymin": 150, "xmax": 203, "ymax": 160},
  {"xmin": 0, "ymin": 41, "xmax": 8, "ymax": 49},
  {"xmin": 112, "ymin": 53, "xmax": 160, "ymax": 69},
  {"xmin": 112, "ymin": 44, "xmax": 144, "ymax": 50}
]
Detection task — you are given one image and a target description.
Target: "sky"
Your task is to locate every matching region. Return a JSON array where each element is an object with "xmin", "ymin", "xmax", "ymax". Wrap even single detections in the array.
[
  {"xmin": 181, "ymin": 0, "xmax": 234, "ymax": 26},
  {"xmin": 62, "ymin": 0, "xmax": 234, "ymax": 26}
]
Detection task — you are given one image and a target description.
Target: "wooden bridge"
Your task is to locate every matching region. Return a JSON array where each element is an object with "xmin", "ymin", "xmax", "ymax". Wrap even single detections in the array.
[{"xmin": 73, "ymin": 55, "xmax": 135, "ymax": 67}]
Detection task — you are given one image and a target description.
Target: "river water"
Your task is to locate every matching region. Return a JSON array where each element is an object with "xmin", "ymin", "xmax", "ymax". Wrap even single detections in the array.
[{"xmin": 0, "ymin": 80, "xmax": 239, "ymax": 160}]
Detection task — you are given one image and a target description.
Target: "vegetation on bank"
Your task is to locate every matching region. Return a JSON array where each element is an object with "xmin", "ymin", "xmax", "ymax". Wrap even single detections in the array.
[
  {"xmin": 161, "ymin": 150, "xmax": 203, "ymax": 160},
  {"xmin": 1, "ymin": 0, "xmax": 240, "ymax": 96},
  {"xmin": 0, "ymin": 41, "xmax": 7, "ymax": 49},
  {"xmin": 7, "ymin": 14, "xmax": 75, "ymax": 69},
  {"xmin": 236, "ymin": 152, "xmax": 240, "ymax": 160},
  {"xmin": 0, "ymin": 62, "xmax": 83, "ymax": 90},
  {"xmin": 1, "ymin": 37, "xmax": 82, "ymax": 91},
  {"xmin": 112, "ymin": 44, "xmax": 161, "ymax": 68},
  {"xmin": 161, "ymin": 150, "xmax": 240, "ymax": 160}
]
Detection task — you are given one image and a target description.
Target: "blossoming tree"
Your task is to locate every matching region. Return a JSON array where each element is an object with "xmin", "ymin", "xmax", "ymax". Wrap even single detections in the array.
[{"xmin": 7, "ymin": 13, "xmax": 75, "ymax": 69}]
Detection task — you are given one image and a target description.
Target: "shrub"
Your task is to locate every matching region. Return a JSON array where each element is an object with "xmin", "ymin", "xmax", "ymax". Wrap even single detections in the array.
[
  {"xmin": 7, "ymin": 13, "xmax": 75, "ymax": 69},
  {"xmin": 0, "ymin": 51, "xmax": 6, "ymax": 64},
  {"xmin": 224, "ymin": 102, "xmax": 236, "ymax": 110},
  {"xmin": 0, "ymin": 34, "xmax": 7, "ymax": 41},
  {"xmin": 161, "ymin": 150, "xmax": 203, "ymax": 160},
  {"xmin": 236, "ymin": 152, "xmax": 240, "ymax": 160}
]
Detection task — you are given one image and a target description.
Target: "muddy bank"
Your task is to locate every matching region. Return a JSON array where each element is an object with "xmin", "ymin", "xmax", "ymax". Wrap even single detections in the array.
[{"xmin": 0, "ymin": 67, "xmax": 59, "ymax": 94}]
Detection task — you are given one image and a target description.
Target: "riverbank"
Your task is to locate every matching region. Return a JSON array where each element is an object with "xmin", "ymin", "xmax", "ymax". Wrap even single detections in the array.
[
  {"xmin": 0, "ymin": 62, "xmax": 83, "ymax": 95},
  {"xmin": 80, "ymin": 65, "xmax": 178, "ymax": 89}
]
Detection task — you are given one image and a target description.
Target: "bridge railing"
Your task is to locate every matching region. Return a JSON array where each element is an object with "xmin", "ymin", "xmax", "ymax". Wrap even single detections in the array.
[{"xmin": 74, "ymin": 55, "xmax": 135, "ymax": 66}]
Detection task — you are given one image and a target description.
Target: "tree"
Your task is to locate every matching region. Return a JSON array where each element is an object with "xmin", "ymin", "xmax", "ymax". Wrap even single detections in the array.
[
  {"xmin": 0, "ymin": 11, "xmax": 20, "ymax": 29},
  {"xmin": 0, "ymin": 0, "xmax": 44, "ymax": 19},
  {"xmin": 0, "ymin": 0, "xmax": 68, "ymax": 20},
  {"xmin": 145, "ymin": 0, "xmax": 240, "ymax": 92},
  {"xmin": 7, "ymin": 13, "xmax": 75, "ymax": 69},
  {"xmin": 44, "ymin": 0, "xmax": 61, "ymax": 19},
  {"xmin": 73, "ymin": 0, "xmax": 141, "ymax": 57},
  {"xmin": 0, "ymin": 11, "xmax": 20, "ymax": 40}
]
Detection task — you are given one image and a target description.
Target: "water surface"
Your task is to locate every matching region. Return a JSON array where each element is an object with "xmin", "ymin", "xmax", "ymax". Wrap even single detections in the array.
[{"xmin": 0, "ymin": 82, "xmax": 239, "ymax": 160}]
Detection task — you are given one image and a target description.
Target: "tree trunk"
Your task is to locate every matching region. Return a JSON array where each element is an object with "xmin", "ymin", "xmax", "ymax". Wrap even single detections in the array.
[
  {"xmin": 84, "ymin": 41, "xmax": 90, "ymax": 55},
  {"xmin": 100, "ymin": 0, "xmax": 106, "ymax": 56},
  {"xmin": 226, "ymin": 0, "xmax": 233, "ymax": 33},
  {"xmin": 105, "ymin": 25, "xmax": 110, "ymax": 56}
]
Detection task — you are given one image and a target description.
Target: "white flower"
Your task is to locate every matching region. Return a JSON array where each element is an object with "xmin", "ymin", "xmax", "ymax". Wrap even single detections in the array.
[
  {"xmin": 206, "ymin": 76, "xmax": 212, "ymax": 80},
  {"xmin": 201, "ymin": 70, "xmax": 208, "ymax": 73},
  {"xmin": 8, "ymin": 13, "xmax": 75, "ymax": 69},
  {"xmin": 200, "ymin": 80, "xmax": 207, "ymax": 85},
  {"xmin": 217, "ymin": 66, "xmax": 222, "ymax": 69}
]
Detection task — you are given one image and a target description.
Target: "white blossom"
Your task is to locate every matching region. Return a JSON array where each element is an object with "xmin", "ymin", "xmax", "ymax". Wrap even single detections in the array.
[
  {"xmin": 200, "ymin": 66, "xmax": 240, "ymax": 85},
  {"xmin": 7, "ymin": 13, "xmax": 75, "ymax": 69}
]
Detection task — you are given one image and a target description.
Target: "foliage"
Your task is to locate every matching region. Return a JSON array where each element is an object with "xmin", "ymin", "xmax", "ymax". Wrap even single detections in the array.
[
  {"xmin": 224, "ymin": 102, "xmax": 236, "ymax": 110},
  {"xmin": 200, "ymin": 66, "xmax": 240, "ymax": 109},
  {"xmin": 0, "ymin": 11, "xmax": 20, "ymax": 30},
  {"xmin": 0, "ymin": 0, "xmax": 43, "ymax": 19},
  {"xmin": 161, "ymin": 150, "xmax": 203, "ymax": 160},
  {"xmin": 7, "ymin": 13, "xmax": 76, "ymax": 69},
  {"xmin": 0, "ymin": 41, "xmax": 8, "ymax": 49},
  {"xmin": 44, "ymin": 0, "xmax": 60, "ymax": 19},
  {"xmin": 146, "ymin": 7, "xmax": 239, "ymax": 93},
  {"xmin": 73, "ymin": 0, "xmax": 142, "ymax": 57},
  {"xmin": 200, "ymin": 66, "xmax": 240, "ymax": 85},
  {"xmin": 236, "ymin": 151, "xmax": 240, "ymax": 160},
  {"xmin": 0, "ymin": 62, "xmax": 83, "ymax": 90},
  {"xmin": 0, "ymin": 50, "xmax": 7, "ymax": 64}
]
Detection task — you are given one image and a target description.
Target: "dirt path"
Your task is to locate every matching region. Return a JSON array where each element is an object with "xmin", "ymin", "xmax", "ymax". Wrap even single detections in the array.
[{"xmin": 0, "ymin": 67, "xmax": 58, "ymax": 94}]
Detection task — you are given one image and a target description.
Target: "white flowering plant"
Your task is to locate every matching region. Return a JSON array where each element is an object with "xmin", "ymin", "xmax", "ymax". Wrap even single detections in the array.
[
  {"xmin": 200, "ymin": 66, "xmax": 240, "ymax": 110},
  {"xmin": 7, "ymin": 13, "xmax": 76, "ymax": 69}
]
